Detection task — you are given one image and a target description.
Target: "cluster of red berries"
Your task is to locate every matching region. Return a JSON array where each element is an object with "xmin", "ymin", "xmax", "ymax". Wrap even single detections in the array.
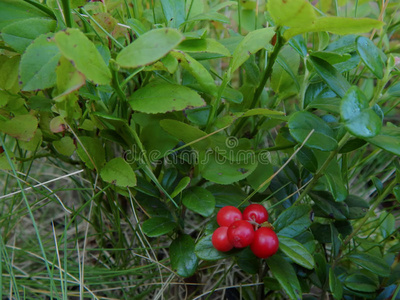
[{"xmin": 211, "ymin": 204, "xmax": 279, "ymax": 258}]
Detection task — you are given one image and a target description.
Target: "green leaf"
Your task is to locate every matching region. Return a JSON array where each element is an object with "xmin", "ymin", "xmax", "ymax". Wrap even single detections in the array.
[
  {"xmin": 288, "ymin": 111, "xmax": 338, "ymax": 151},
  {"xmin": 55, "ymin": 28, "xmax": 111, "ymax": 85},
  {"xmin": 379, "ymin": 212, "xmax": 396, "ymax": 239},
  {"xmin": 246, "ymin": 154, "xmax": 274, "ymax": 192},
  {"xmin": 344, "ymin": 273, "xmax": 378, "ymax": 293},
  {"xmin": 207, "ymin": 184, "xmax": 246, "ymax": 207},
  {"xmin": 296, "ymin": 147, "xmax": 318, "ymax": 173},
  {"xmin": 170, "ymin": 50, "xmax": 217, "ymax": 96},
  {"xmin": 183, "ymin": 11, "xmax": 230, "ymax": 25},
  {"xmin": 230, "ymin": 27, "xmax": 275, "ymax": 73},
  {"xmin": 76, "ymin": 136, "xmax": 105, "ymax": 171},
  {"xmin": 142, "ymin": 217, "xmax": 176, "ymax": 237},
  {"xmin": 201, "ymin": 152, "xmax": 258, "ymax": 185},
  {"xmin": 0, "ymin": 55, "xmax": 20, "ymax": 92},
  {"xmin": 176, "ymin": 38, "xmax": 231, "ymax": 60},
  {"xmin": 170, "ymin": 234, "xmax": 199, "ymax": 277},
  {"xmin": 161, "ymin": 0, "xmax": 185, "ymax": 28},
  {"xmin": 170, "ymin": 176, "xmax": 191, "ymax": 198},
  {"xmin": 356, "ymin": 36, "xmax": 385, "ymax": 79},
  {"xmin": 0, "ymin": 0, "xmax": 50, "ymax": 30},
  {"xmin": 325, "ymin": 158, "xmax": 348, "ymax": 202},
  {"xmin": 2, "ymin": 18, "xmax": 56, "ymax": 53},
  {"xmin": 100, "ymin": 158, "xmax": 136, "ymax": 187},
  {"xmin": 182, "ymin": 187, "xmax": 215, "ymax": 217},
  {"xmin": 53, "ymin": 136, "xmax": 75, "ymax": 156},
  {"xmin": 267, "ymin": 0, "xmax": 316, "ymax": 27},
  {"xmin": 129, "ymin": 81, "xmax": 205, "ymax": 114},
  {"xmin": 160, "ymin": 119, "xmax": 210, "ymax": 151},
  {"xmin": 19, "ymin": 129, "xmax": 42, "ymax": 152},
  {"xmin": 279, "ymin": 236, "xmax": 315, "ymax": 269},
  {"xmin": 367, "ymin": 125, "xmax": 400, "ymax": 156},
  {"xmin": 329, "ymin": 268, "xmax": 343, "ymax": 300},
  {"xmin": 274, "ymin": 205, "xmax": 312, "ymax": 238},
  {"xmin": 345, "ymin": 195, "xmax": 369, "ymax": 219},
  {"xmin": 311, "ymin": 191, "xmax": 348, "ymax": 220},
  {"xmin": 116, "ymin": 28, "xmax": 184, "ymax": 68},
  {"xmin": 309, "ymin": 56, "xmax": 351, "ymax": 98},
  {"xmin": 310, "ymin": 51, "xmax": 351, "ymax": 65},
  {"xmin": 340, "ymin": 86, "xmax": 382, "ymax": 138},
  {"xmin": 267, "ymin": 255, "xmax": 302, "ymax": 300},
  {"xmin": 0, "ymin": 114, "xmax": 38, "ymax": 141},
  {"xmin": 347, "ymin": 252, "xmax": 390, "ymax": 277},
  {"xmin": 195, "ymin": 234, "xmax": 231, "ymax": 260},
  {"xmin": 284, "ymin": 17, "xmax": 384, "ymax": 40},
  {"xmin": 19, "ymin": 33, "xmax": 61, "ymax": 91},
  {"xmin": 54, "ymin": 56, "xmax": 86, "ymax": 101}
]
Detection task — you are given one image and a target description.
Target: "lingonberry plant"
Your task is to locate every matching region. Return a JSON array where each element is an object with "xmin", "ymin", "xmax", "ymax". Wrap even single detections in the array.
[{"xmin": 0, "ymin": 0, "xmax": 399, "ymax": 299}]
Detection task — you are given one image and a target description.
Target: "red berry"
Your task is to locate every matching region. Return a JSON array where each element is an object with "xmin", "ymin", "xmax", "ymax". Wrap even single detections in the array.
[
  {"xmin": 250, "ymin": 227, "xmax": 279, "ymax": 258},
  {"xmin": 212, "ymin": 227, "xmax": 233, "ymax": 252},
  {"xmin": 227, "ymin": 220, "xmax": 255, "ymax": 248},
  {"xmin": 217, "ymin": 206, "xmax": 242, "ymax": 227},
  {"xmin": 243, "ymin": 204, "xmax": 269, "ymax": 225}
]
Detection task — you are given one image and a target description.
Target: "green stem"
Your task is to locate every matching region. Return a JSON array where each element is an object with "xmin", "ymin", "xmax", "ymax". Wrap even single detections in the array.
[
  {"xmin": 231, "ymin": 28, "xmax": 284, "ymax": 136},
  {"xmin": 343, "ymin": 177, "xmax": 397, "ymax": 246},
  {"xmin": 23, "ymin": 0, "xmax": 56, "ymax": 19},
  {"xmin": 61, "ymin": 0, "xmax": 73, "ymax": 27},
  {"xmin": 205, "ymin": 73, "xmax": 230, "ymax": 131},
  {"xmin": 293, "ymin": 132, "xmax": 351, "ymax": 205}
]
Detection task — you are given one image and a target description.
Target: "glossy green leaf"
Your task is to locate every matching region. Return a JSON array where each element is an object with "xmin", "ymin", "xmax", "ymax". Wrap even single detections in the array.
[
  {"xmin": 170, "ymin": 177, "xmax": 191, "ymax": 198},
  {"xmin": 76, "ymin": 136, "xmax": 105, "ymax": 171},
  {"xmin": 344, "ymin": 273, "xmax": 378, "ymax": 293},
  {"xmin": 2, "ymin": 18, "xmax": 56, "ymax": 53},
  {"xmin": 182, "ymin": 187, "xmax": 216, "ymax": 217},
  {"xmin": 311, "ymin": 51, "xmax": 351, "ymax": 65},
  {"xmin": 230, "ymin": 27, "xmax": 275, "ymax": 73},
  {"xmin": 0, "ymin": 0, "xmax": 50, "ymax": 30},
  {"xmin": 267, "ymin": 255, "xmax": 302, "ymax": 300},
  {"xmin": 207, "ymin": 185, "xmax": 246, "ymax": 207},
  {"xmin": 325, "ymin": 158, "xmax": 348, "ymax": 202},
  {"xmin": 201, "ymin": 152, "xmax": 258, "ymax": 185},
  {"xmin": 267, "ymin": 0, "xmax": 316, "ymax": 27},
  {"xmin": 195, "ymin": 235, "xmax": 231, "ymax": 260},
  {"xmin": 19, "ymin": 33, "xmax": 61, "ymax": 91},
  {"xmin": 347, "ymin": 252, "xmax": 390, "ymax": 277},
  {"xmin": 0, "ymin": 114, "xmax": 38, "ymax": 141},
  {"xmin": 274, "ymin": 205, "xmax": 312, "ymax": 238},
  {"xmin": 367, "ymin": 125, "xmax": 400, "ymax": 156},
  {"xmin": 247, "ymin": 154, "xmax": 274, "ymax": 192},
  {"xmin": 142, "ymin": 217, "xmax": 176, "ymax": 237},
  {"xmin": 379, "ymin": 212, "xmax": 396, "ymax": 239},
  {"xmin": 339, "ymin": 138, "xmax": 367, "ymax": 153},
  {"xmin": 285, "ymin": 17, "xmax": 384, "ymax": 40},
  {"xmin": 310, "ymin": 191, "xmax": 348, "ymax": 220},
  {"xmin": 171, "ymin": 50, "xmax": 217, "ymax": 96},
  {"xmin": 310, "ymin": 56, "xmax": 351, "ymax": 98},
  {"xmin": 329, "ymin": 268, "xmax": 343, "ymax": 300},
  {"xmin": 100, "ymin": 157, "xmax": 136, "ymax": 187},
  {"xmin": 356, "ymin": 36, "xmax": 384, "ymax": 79},
  {"xmin": 55, "ymin": 28, "xmax": 111, "ymax": 85},
  {"xmin": 129, "ymin": 82, "xmax": 205, "ymax": 114},
  {"xmin": 296, "ymin": 147, "xmax": 318, "ymax": 173},
  {"xmin": 170, "ymin": 234, "xmax": 199, "ymax": 277},
  {"xmin": 279, "ymin": 236, "xmax": 315, "ymax": 269},
  {"xmin": 345, "ymin": 195, "xmax": 369, "ymax": 219},
  {"xmin": 160, "ymin": 119, "xmax": 210, "ymax": 151},
  {"xmin": 289, "ymin": 111, "xmax": 338, "ymax": 151},
  {"xmin": 340, "ymin": 86, "xmax": 382, "ymax": 138},
  {"xmin": 116, "ymin": 28, "xmax": 184, "ymax": 68}
]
